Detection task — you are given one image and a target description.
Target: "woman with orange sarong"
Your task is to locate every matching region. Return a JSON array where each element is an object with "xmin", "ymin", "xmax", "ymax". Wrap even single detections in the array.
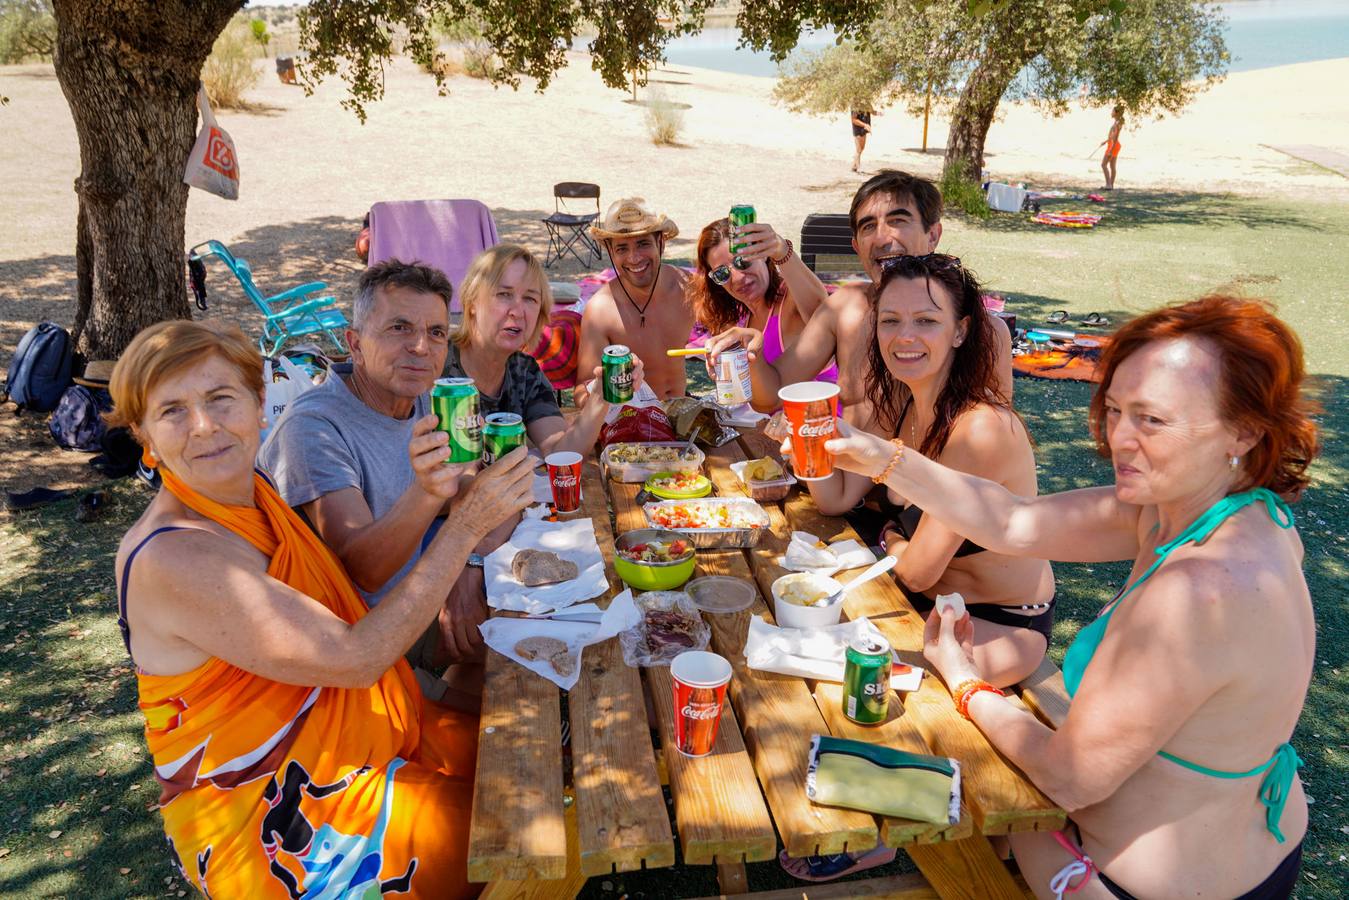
[{"xmin": 109, "ymin": 320, "xmax": 535, "ymax": 898}]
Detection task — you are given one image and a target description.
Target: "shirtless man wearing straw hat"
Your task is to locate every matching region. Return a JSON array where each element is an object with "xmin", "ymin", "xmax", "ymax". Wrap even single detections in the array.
[{"xmin": 575, "ymin": 197, "xmax": 693, "ymax": 405}]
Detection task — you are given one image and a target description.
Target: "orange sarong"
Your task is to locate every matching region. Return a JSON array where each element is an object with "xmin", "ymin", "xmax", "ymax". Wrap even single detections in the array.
[{"xmin": 130, "ymin": 468, "xmax": 479, "ymax": 898}]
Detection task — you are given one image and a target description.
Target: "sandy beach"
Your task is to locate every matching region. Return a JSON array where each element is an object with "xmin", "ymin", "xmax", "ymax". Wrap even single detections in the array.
[{"xmin": 1, "ymin": 51, "xmax": 1346, "ymax": 490}]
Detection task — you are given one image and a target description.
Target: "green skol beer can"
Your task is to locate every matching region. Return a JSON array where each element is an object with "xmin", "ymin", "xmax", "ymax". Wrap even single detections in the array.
[
  {"xmin": 601, "ymin": 344, "xmax": 635, "ymax": 404},
  {"xmin": 843, "ymin": 634, "xmax": 893, "ymax": 725},
  {"xmin": 728, "ymin": 204, "xmax": 756, "ymax": 269},
  {"xmin": 482, "ymin": 412, "xmax": 526, "ymax": 465},
  {"xmin": 431, "ymin": 377, "xmax": 482, "ymax": 464}
]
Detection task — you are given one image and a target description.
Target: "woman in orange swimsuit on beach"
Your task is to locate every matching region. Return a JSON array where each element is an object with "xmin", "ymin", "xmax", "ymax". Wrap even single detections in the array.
[{"xmin": 1098, "ymin": 106, "xmax": 1124, "ymax": 190}]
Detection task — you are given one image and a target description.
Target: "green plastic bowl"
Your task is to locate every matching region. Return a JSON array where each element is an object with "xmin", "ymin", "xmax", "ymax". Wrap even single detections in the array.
[
  {"xmin": 644, "ymin": 471, "xmax": 713, "ymax": 500},
  {"xmin": 614, "ymin": 528, "xmax": 696, "ymax": 591}
]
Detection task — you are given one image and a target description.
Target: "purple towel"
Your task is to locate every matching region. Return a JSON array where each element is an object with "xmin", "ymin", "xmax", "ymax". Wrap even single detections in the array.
[{"xmin": 368, "ymin": 199, "xmax": 500, "ymax": 311}]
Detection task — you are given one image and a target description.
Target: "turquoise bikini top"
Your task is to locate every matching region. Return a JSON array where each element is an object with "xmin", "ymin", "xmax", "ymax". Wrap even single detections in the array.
[{"xmin": 1061, "ymin": 488, "xmax": 1303, "ymax": 843}]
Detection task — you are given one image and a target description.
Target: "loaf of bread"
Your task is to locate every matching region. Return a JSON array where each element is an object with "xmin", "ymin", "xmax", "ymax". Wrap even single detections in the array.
[{"xmin": 511, "ymin": 549, "xmax": 579, "ymax": 586}]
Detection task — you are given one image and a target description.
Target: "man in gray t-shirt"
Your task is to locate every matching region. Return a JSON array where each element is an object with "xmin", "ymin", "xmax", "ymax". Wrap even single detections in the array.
[{"xmin": 260, "ymin": 260, "xmax": 516, "ymax": 704}]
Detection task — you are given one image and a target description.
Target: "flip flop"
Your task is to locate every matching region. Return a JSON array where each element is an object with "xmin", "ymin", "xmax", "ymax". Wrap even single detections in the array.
[
  {"xmin": 779, "ymin": 846, "xmax": 898, "ymax": 883},
  {"xmin": 1046, "ymin": 310, "xmax": 1069, "ymax": 324},
  {"xmin": 3, "ymin": 486, "xmax": 74, "ymax": 511},
  {"xmin": 1081, "ymin": 312, "xmax": 1110, "ymax": 326}
]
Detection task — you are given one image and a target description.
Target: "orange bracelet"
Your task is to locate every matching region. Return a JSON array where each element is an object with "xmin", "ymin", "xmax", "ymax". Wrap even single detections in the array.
[
  {"xmin": 871, "ymin": 438, "xmax": 905, "ymax": 484},
  {"xmin": 952, "ymin": 678, "xmax": 1004, "ymax": 720}
]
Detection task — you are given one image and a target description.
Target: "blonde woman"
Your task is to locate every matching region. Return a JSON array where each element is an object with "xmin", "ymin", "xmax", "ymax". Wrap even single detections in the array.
[{"xmin": 446, "ymin": 244, "xmax": 644, "ymax": 457}]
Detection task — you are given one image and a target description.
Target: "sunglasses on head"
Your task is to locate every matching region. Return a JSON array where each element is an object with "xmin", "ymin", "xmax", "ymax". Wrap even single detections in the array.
[{"xmin": 880, "ymin": 253, "xmax": 963, "ymax": 274}]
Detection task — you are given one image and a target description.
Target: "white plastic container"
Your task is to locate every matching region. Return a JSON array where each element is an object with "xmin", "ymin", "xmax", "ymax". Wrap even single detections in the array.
[
  {"xmin": 771, "ymin": 572, "xmax": 845, "ymax": 629},
  {"xmin": 601, "ymin": 441, "xmax": 706, "ymax": 483}
]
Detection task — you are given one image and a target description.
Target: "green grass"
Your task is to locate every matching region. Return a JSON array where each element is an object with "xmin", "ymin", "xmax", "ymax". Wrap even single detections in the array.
[{"xmin": 2, "ymin": 186, "xmax": 1347, "ymax": 898}]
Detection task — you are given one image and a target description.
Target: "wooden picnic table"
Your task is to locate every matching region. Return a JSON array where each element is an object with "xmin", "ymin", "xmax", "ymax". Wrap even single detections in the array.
[{"xmin": 467, "ymin": 425, "xmax": 1067, "ymax": 899}]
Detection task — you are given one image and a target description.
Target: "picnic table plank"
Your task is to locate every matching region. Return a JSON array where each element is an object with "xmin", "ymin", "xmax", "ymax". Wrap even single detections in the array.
[
  {"xmin": 692, "ymin": 871, "xmax": 943, "ymax": 900},
  {"xmin": 777, "ymin": 491, "xmax": 1065, "ymax": 837},
  {"xmin": 478, "ymin": 801, "xmax": 588, "ymax": 899},
  {"xmin": 1017, "ymin": 657, "xmax": 1072, "ymax": 730},
  {"xmin": 568, "ymin": 457, "xmax": 675, "ymax": 876},
  {"xmin": 609, "ymin": 476, "xmax": 877, "ymax": 858},
  {"xmin": 468, "ymin": 634, "xmax": 568, "ymax": 881}
]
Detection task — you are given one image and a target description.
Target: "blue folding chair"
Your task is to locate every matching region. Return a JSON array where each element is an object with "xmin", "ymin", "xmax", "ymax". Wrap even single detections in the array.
[{"xmin": 187, "ymin": 240, "xmax": 349, "ymax": 357}]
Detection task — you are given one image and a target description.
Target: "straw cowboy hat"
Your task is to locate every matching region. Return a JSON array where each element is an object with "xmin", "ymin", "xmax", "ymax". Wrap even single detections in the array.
[
  {"xmin": 74, "ymin": 360, "xmax": 115, "ymax": 389},
  {"xmin": 589, "ymin": 197, "xmax": 679, "ymax": 242}
]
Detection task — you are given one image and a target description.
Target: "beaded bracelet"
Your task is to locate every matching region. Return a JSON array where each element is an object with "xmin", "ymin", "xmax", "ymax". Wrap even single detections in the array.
[
  {"xmin": 871, "ymin": 438, "xmax": 905, "ymax": 484},
  {"xmin": 770, "ymin": 238, "xmax": 794, "ymax": 265},
  {"xmin": 952, "ymin": 677, "xmax": 1004, "ymax": 720}
]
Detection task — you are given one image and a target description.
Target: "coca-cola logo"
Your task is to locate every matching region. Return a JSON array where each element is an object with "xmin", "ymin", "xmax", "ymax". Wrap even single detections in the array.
[
  {"xmin": 797, "ymin": 418, "xmax": 835, "ymax": 439},
  {"xmin": 681, "ymin": 703, "xmax": 720, "ymax": 720},
  {"xmin": 553, "ymin": 473, "xmax": 578, "ymax": 488}
]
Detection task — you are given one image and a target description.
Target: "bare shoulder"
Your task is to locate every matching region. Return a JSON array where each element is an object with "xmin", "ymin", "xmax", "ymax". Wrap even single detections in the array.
[
  {"xmin": 827, "ymin": 283, "xmax": 865, "ymax": 315},
  {"xmin": 665, "ymin": 266, "xmax": 690, "ymax": 291},
  {"xmin": 946, "ymin": 403, "xmax": 1028, "ymax": 455},
  {"xmin": 582, "ymin": 284, "xmax": 618, "ymax": 320}
]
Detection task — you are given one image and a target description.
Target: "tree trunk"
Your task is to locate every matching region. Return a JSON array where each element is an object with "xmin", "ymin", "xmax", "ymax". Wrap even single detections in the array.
[{"xmin": 50, "ymin": 1, "xmax": 241, "ymax": 360}]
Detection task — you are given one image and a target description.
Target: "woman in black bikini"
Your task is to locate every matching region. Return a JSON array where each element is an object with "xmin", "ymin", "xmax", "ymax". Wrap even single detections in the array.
[{"xmin": 798, "ymin": 253, "xmax": 1055, "ymax": 687}]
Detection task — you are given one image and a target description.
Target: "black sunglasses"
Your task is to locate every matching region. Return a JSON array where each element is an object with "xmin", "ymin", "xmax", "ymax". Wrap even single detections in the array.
[
  {"xmin": 709, "ymin": 264, "xmax": 733, "ymax": 286},
  {"xmin": 879, "ymin": 253, "xmax": 963, "ymax": 274}
]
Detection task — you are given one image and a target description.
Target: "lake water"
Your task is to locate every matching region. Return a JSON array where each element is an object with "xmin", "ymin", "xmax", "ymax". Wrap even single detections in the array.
[{"xmin": 659, "ymin": 1, "xmax": 1349, "ymax": 78}]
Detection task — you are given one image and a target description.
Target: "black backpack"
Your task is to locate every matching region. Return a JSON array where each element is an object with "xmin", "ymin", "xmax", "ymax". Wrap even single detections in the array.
[
  {"xmin": 49, "ymin": 384, "xmax": 112, "ymax": 451},
  {"xmin": 4, "ymin": 322, "xmax": 74, "ymax": 412}
]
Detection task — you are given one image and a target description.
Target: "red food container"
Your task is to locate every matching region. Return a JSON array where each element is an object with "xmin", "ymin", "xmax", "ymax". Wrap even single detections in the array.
[
  {"xmin": 778, "ymin": 381, "xmax": 841, "ymax": 481},
  {"xmin": 670, "ymin": 651, "xmax": 732, "ymax": 757},
  {"xmin": 545, "ymin": 451, "xmax": 583, "ymax": 513}
]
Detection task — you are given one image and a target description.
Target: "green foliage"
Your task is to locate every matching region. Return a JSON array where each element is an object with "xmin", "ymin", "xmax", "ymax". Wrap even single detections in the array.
[
  {"xmin": 939, "ymin": 162, "xmax": 991, "ymax": 219},
  {"xmin": 0, "ymin": 0, "xmax": 55, "ymax": 64},
  {"xmin": 250, "ymin": 17, "xmax": 270, "ymax": 51},
  {"xmin": 643, "ymin": 88, "xmax": 685, "ymax": 145},
  {"xmin": 201, "ymin": 19, "xmax": 261, "ymax": 109},
  {"xmin": 429, "ymin": 11, "xmax": 496, "ymax": 80}
]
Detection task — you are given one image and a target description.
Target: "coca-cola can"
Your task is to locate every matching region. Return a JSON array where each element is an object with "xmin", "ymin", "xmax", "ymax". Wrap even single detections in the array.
[
  {"xmin": 545, "ymin": 451, "xmax": 583, "ymax": 513},
  {"xmin": 670, "ymin": 650, "xmax": 732, "ymax": 757},
  {"xmin": 778, "ymin": 381, "xmax": 841, "ymax": 481}
]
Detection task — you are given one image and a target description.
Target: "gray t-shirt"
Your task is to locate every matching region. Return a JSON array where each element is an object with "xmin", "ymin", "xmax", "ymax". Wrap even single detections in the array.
[{"xmin": 258, "ymin": 363, "xmax": 430, "ymax": 605}]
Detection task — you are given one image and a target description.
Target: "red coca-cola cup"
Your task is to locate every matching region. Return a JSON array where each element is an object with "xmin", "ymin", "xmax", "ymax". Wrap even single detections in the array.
[
  {"xmin": 778, "ymin": 381, "xmax": 841, "ymax": 481},
  {"xmin": 545, "ymin": 451, "xmax": 583, "ymax": 513},
  {"xmin": 670, "ymin": 650, "xmax": 732, "ymax": 757}
]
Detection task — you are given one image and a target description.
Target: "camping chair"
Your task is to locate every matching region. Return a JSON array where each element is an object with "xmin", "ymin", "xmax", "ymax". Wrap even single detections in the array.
[
  {"xmin": 799, "ymin": 213, "xmax": 857, "ymax": 273},
  {"xmin": 367, "ymin": 199, "xmax": 500, "ymax": 311},
  {"xmin": 541, "ymin": 182, "xmax": 602, "ymax": 269},
  {"xmin": 187, "ymin": 240, "xmax": 349, "ymax": 357}
]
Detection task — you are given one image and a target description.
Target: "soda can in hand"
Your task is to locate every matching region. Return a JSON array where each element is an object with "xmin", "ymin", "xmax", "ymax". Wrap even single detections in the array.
[
  {"xmin": 671, "ymin": 651, "xmax": 732, "ymax": 757},
  {"xmin": 545, "ymin": 450, "xmax": 583, "ymax": 513},
  {"xmin": 778, "ymin": 381, "xmax": 840, "ymax": 481}
]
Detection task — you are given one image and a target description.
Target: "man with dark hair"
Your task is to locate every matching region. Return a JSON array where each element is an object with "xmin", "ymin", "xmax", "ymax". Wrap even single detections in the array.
[
  {"xmin": 260, "ymin": 259, "xmax": 526, "ymax": 705},
  {"xmin": 707, "ymin": 169, "xmax": 1012, "ymax": 410},
  {"xmin": 574, "ymin": 197, "xmax": 693, "ymax": 404}
]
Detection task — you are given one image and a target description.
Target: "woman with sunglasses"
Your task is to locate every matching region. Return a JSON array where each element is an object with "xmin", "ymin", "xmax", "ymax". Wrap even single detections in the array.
[
  {"xmin": 794, "ymin": 253, "xmax": 1054, "ymax": 689},
  {"xmin": 687, "ymin": 217, "xmax": 837, "ymax": 384}
]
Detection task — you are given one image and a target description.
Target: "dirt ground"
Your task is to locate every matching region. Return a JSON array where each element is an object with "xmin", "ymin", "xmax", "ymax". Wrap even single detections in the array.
[{"xmin": 3, "ymin": 52, "xmax": 1347, "ymax": 495}]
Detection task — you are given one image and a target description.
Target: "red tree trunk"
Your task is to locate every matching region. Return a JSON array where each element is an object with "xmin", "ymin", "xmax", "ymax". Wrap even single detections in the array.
[{"xmin": 51, "ymin": 0, "xmax": 241, "ymax": 359}]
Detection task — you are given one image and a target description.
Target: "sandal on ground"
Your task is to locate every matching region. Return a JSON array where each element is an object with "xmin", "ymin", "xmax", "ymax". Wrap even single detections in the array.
[
  {"xmin": 1046, "ymin": 310, "xmax": 1069, "ymax": 324},
  {"xmin": 779, "ymin": 846, "xmax": 897, "ymax": 883},
  {"xmin": 3, "ymin": 486, "xmax": 73, "ymax": 511},
  {"xmin": 76, "ymin": 490, "xmax": 108, "ymax": 523},
  {"xmin": 1080, "ymin": 312, "xmax": 1110, "ymax": 326}
]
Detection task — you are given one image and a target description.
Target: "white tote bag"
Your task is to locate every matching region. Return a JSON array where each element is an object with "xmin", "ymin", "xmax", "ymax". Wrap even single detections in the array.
[
  {"xmin": 183, "ymin": 87, "xmax": 240, "ymax": 200},
  {"xmin": 260, "ymin": 357, "xmax": 315, "ymax": 443}
]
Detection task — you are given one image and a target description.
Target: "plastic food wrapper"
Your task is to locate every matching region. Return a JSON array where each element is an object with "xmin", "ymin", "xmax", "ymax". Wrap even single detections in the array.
[
  {"xmin": 485, "ymin": 517, "xmax": 609, "ymax": 614},
  {"xmin": 663, "ymin": 396, "xmax": 739, "ymax": 449},
  {"xmin": 744, "ymin": 615, "xmax": 924, "ymax": 692},
  {"xmin": 478, "ymin": 592, "xmax": 642, "ymax": 690},
  {"xmin": 780, "ymin": 531, "xmax": 878, "ymax": 576},
  {"xmin": 600, "ymin": 403, "xmax": 677, "ymax": 447},
  {"xmin": 619, "ymin": 590, "xmax": 712, "ymax": 667},
  {"xmin": 807, "ymin": 734, "xmax": 961, "ymax": 825}
]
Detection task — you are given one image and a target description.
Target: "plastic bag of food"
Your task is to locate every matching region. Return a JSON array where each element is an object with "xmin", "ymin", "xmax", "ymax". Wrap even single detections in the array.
[
  {"xmin": 600, "ymin": 404, "xmax": 677, "ymax": 447},
  {"xmin": 619, "ymin": 591, "xmax": 711, "ymax": 667},
  {"xmin": 663, "ymin": 396, "xmax": 739, "ymax": 448}
]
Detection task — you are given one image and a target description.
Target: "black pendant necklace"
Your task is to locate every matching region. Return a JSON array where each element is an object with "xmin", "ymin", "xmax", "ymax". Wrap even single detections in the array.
[{"xmin": 616, "ymin": 264, "xmax": 661, "ymax": 326}]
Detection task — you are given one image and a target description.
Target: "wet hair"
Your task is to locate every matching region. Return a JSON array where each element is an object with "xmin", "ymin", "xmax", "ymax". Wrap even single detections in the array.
[
  {"xmin": 452, "ymin": 244, "xmax": 554, "ymax": 350},
  {"xmin": 687, "ymin": 217, "xmax": 784, "ymax": 335},
  {"xmin": 352, "ymin": 258, "xmax": 454, "ymax": 330},
  {"xmin": 849, "ymin": 170, "xmax": 943, "ymax": 234},
  {"xmin": 105, "ymin": 319, "xmax": 264, "ymax": 439},
  {"xmin": 864, "ymin": 255, "xmax": 1006, "ymax": 457},
  {"xmin": 1089, "ymin": 294, "xmax": 1320, "ymax": 498}
]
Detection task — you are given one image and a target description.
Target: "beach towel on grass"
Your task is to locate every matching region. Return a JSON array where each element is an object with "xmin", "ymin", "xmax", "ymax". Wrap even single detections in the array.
[
  {"xmin": 1013, "ymin": 334, "xmax": 1111, "ymax": 382},
  {"xmin": 368, "ymin": 199, "xmax": 499, "ymax": 311}
]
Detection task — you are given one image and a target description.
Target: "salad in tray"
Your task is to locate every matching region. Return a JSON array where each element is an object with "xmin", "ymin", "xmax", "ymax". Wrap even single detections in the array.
[
  {"xmin": 645, "ymin": 499, "xmax": 769, "ymax": 531},
  {"xmin": 606, "ymin": 443, "xmax": 700, "ymax": 465},
  {"xmin": 618, "ymin": 538, "xmax": 693, "ymax": 564}
]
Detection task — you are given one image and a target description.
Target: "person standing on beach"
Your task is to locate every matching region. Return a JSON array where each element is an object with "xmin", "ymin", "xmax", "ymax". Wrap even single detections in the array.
[
  {"xmin": 1097, "ymin": 106, "xmax": 1125, "ymax": 190},
  {"xmin": 851, "ymin": 109, "xmax": 874, "ymax": 173},
  {"xmin": 575, "ymin": 198, "xmax": 693, "ymax": 404}
]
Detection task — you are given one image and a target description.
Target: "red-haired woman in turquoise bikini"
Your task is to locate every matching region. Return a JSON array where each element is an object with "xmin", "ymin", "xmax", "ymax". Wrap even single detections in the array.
[{"xmin": 826, "ymin": 294, "xmax": 1316, "ymax": 899}]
